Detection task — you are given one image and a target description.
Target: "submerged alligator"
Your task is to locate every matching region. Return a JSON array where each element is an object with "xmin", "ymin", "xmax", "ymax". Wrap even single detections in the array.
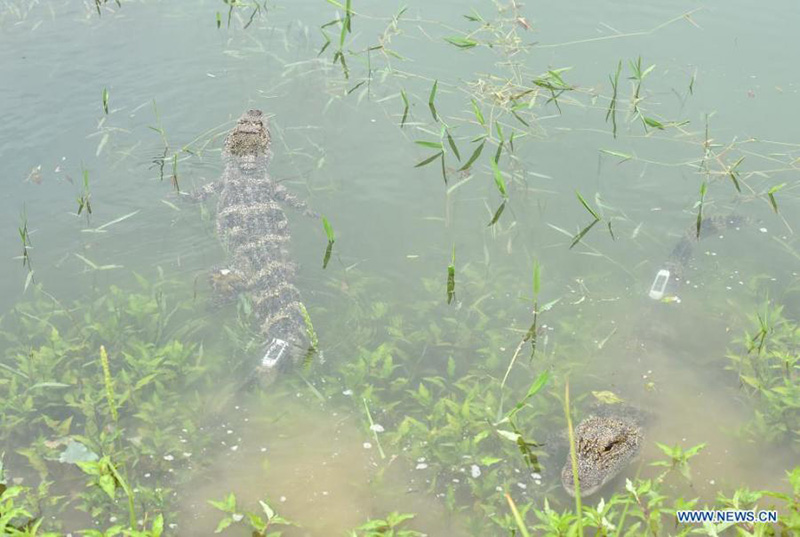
[
  {"xmin": 560, "ymin": 404, "xmax": 646, "ymax": 497},
  {"xmin": 559, "ymin": 215, "xmax": 752, "ymax": 496},
  {"xmin": 189, "ymin": 109, "xmax": 314, "ymax": 385},
  {"xmin": 648, "ymin": 214, "xmax": 749, "ymax": 300}
]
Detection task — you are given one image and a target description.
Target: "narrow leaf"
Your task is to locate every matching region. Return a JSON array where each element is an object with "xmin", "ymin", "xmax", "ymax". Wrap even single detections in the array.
[
  {"xmin": 444, "ymin": 36, "xmax": 478, "ymax": 49},
  {"xmin": 321, "ymin": 216, "xmax": 335, "ymax": 243},
  {"xmin": 446, "ymin": 130, "xmax": 461, "ymax": 161},
  {"xmin": 488, "ymin": 201, "xmax": 506, "ymax": 226},
  {"xmin": 458, "ymin": 140, "xmax": 485, "ymax": 171},
  {"xmin": 400, "ymin": 90, "xmax": 409, "ymax": 127},
  {"xmin": 428, "ymin": 80, "xmax": 439, "ymax": 122},
  {"xmin": 415, "ymin": 151, "xmax": 443, "ymax": 168},
  {"xmin": 575, "ymin": 191, "xmax": 601, "ymax": 220},
  {"xmin": 570, "ymin": 218, "xmax": 600, "ymax": 249},
  {"xmin": 490, "ymin": 158, "xmax": 507, "ymax": 198},
  {"xmin": 471, "ymin": 99, "xmax": 485, "ymax": 126}
]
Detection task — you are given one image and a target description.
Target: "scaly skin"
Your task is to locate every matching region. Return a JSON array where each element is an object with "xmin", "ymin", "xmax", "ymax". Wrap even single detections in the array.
[
  {"xmin": 210, "ymin": 109, "xmax": 313, "ymax": 384},
  {"xmin": 560, "ymin": 216, "xmax": 753, "ymax": 495},
  {"xmin": 561, "ymin": 413, "xmax": 643, "ymax": 497},
  {"xmin": 657, "ymin": 214, "xmax": 751, "ymax": 296}
]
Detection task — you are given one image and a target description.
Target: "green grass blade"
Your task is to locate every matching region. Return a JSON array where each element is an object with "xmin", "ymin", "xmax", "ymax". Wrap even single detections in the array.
[
  {"xmin": 504, "ymin": 494, "xmax": 532, "ymax": 537},
  {"xmin": 446, "ymin": 130, "xmax": 461, "ymax": 161},
  {"xmin": 447, "ymin": 245, "xmax": 456, "ymax": 304},
  {"xmin": 458, "ymin": 140, "xmax": 485, "ymax": 171},
  {"xmin": 400, "ymin": 90, "xmax": 409, "ymax": 127},
  {"xmin": 565, "ymin": 380, "xmax": 584, "ymax": 537},
  {"xmin": 471, "ymin": 99, "xmax": 485, "ymax": 126},
  {"xmin": 428, "ymin": 80, "xmax": 439, "ymax": 122},
  {"xmin": 444, "ymin": 36, "xmax": 478, "ymax": 49},
  {"xmin": 696, "ymin": 181, "xmax": 707, "ymax": 239},
  {"xmin": 322, "ymin": 241, "xmax": 334, "ymax": 269},
  {"xmin": 488, "ymin": 201, "xmax": 506, "ymax": 227},
  {"xmin": 321, "ymin": 216, "xmax": 335, "ymax": 243},
  {"xmin": 102, "ymin": 88, "xmax": 109, "ymax": 115},
  {"xmin": 570, "ymin": 218, "xmax": 600, "ymax": 249},
  {"xmin": 575, "ymin": 191, "xmax": 601, "ymax": 220},
  {"xmin": 415, "ymin": 151, "xmax": 443, "ymax": 168},
  {"xmin": 768, "ymin": 182, "xmax": 786, "ymax": 213},
  {"xmin": 490, "ymin": 158, "xmax": 507, "ymax": 198},
  {"xmin": 415, "ymin": 140, "xmax": 443, "ymax": 149}
]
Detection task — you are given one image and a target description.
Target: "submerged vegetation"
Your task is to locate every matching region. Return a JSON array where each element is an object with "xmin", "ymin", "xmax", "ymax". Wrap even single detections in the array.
[
  {"xmin": 2, "ymin": 0, "xmax": 800, "ymax": 535},
  {"xmin": 727, "ymin": 301, "xmax": 800, "ymax": 452},
  {"xmin": 2, "ymin": 266, "xmax": 800, "ymax": 534}
]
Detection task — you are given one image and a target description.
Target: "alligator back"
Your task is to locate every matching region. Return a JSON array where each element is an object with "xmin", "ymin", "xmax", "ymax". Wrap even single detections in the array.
[
  {"xmin": 215, "ymin": 110, "xmax": 309, "ymax": 383},
  {"xmin": 650, "ymin": 214, "xmax": 752, "ymax": 300}
]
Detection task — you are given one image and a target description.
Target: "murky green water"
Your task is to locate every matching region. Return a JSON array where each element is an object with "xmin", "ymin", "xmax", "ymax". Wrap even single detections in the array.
[{"xmin": 2, "ymin": 1, "xmax": 800, "ymax": 535}]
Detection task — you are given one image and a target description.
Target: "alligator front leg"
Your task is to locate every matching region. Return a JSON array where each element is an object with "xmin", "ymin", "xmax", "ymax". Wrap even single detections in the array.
[
  {"xmin": 273, "ymin": 183, "xmax": 318, "ymax": 218},
  {"xmin": 180, "ymin": 181, "xmax": 223, "ymax": 203},
  {"xmin": 208, "ymin": 265, "xmax": 247, "ymax": 306}
]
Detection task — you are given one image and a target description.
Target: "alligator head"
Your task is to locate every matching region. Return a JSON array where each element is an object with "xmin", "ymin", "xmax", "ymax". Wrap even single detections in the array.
[
  {"xmin": 561, "ymin": 415, "xmax": 643, "ymax": 497},
  {"xmin": 223, "ymin": 109, "xmax": 271, "ymax": 171}
]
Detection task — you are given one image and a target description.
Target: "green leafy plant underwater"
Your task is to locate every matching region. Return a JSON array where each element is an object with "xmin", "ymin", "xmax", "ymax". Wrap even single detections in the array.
[{"xmin": 3, "ymin": 0, "xmax": 800, "ymax": 535}]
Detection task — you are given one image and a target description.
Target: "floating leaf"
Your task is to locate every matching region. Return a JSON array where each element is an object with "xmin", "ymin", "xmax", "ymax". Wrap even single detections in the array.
[
  {"xmin": 322, "ymin": 241, "xmax": 334, "ymax": 269},
  {"xmin": 570, "ymin": 218, "xmax": 600, "ymax": 249},
  {"xmin": 415, "ymin": 151, "xmax": 443, "ymax": 168},
  {"xmin": 606, "ymin": 60, "xmax": 622, "ymax": 138},
  {"xmin": 444, "ymin": 36, "xmax": 478, "ymax": 49},
  {"xmin": 768, "ymin": 182, "xmax": 786, "ymax": 213},
  {"xmin": 347, "ymin": 80, "xmax": 366, "ymax": 95},
  {"xmin": 511, "ymin": 109, "xmax": 529, "ymax": 127},
  {"xmin": 428, "ymin": 80, "xmax": 439, "ymax": 122},
  {"xmin": 575, "ymin": 190, "xmax": 601, "ymax": 220},
  {"xmin": 592, "ymin": 390, "xmax": 624, "ymax": 405},
  {"xmin": 490, "ymin": 158, "xmax": 507, "ymax": 198},
  {"xmin": 488, "ymin": 201, "xmax": 506, "ymax": 227},
  {"xmin": 400, "ymin": 90, "xmax": 409, "ymax": 127},
  {"xmin": 494, "ymin": 141, "xmax": 504, "ymax": 165},
  {"xmin": 458, "ymin": 140, "xmax": 485, "ymax": 171},
  {"xmin": 321, "ymin": 216, "xmax": 335, "ymax": 243},
  {"xmin": 643, "ymin": 116, "xmax": 665, "ymax": 130},
  {"xmin": 696, "ymin": 181, "xmax": 707, "ymax": 238},
  {"xmin": 415, "ymin": 140, "xmax": 443, "ymax": 150},
  {"xmin": 471, "ymin": 99, "xmax": 485, "ymax": 126},
  {"xmin": 446, "ymin": 130, "xmax": 461, "ymax": 161}
]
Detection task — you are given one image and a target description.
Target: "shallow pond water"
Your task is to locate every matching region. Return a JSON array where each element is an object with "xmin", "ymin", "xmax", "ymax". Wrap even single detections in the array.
[{"xmin": 2, "ymin": 0, "xmax": 800, "ymax": 535}]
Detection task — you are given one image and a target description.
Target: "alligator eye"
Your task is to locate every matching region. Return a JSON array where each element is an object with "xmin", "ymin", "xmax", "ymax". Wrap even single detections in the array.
[{"xmin": 603, "ymin": 440, "xmax": 619, "ymax": 452}]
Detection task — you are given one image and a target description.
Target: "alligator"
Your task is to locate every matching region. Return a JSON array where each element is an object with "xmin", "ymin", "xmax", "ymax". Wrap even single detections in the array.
[
  {"xmin": 648, "ymin": 214, "xmax": 750, "ymax": 300},
  {"xmin": 560, "ymin": 404, "xmax": 646, "ymax": 497},
  {"xmin": 189, "ymin": 109, "xmax": 315, "ymax": 385},
  {"xmin": 557, "ymin": 216, "xmax": 753, "ymax": 495}
]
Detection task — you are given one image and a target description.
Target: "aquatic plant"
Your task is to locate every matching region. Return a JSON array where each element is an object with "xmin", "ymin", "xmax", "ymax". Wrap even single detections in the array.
[
  {"xmin": 350, "ymin": 511, "xmax": 423, "ymax": 537},
  {"xmin": 209, "ymin": 492, "xmax": 292, "ymax": 536},
  {"xmin": 0, "ymin": 277, "xmax": 227, "ymax": 532},
  {"xmin": 727, "ymin": 301, "xmax": 800, "ymax": 451},
  {"xmin": 16, "ymin": 206, "xmax": 34, "ymax": 291}
]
